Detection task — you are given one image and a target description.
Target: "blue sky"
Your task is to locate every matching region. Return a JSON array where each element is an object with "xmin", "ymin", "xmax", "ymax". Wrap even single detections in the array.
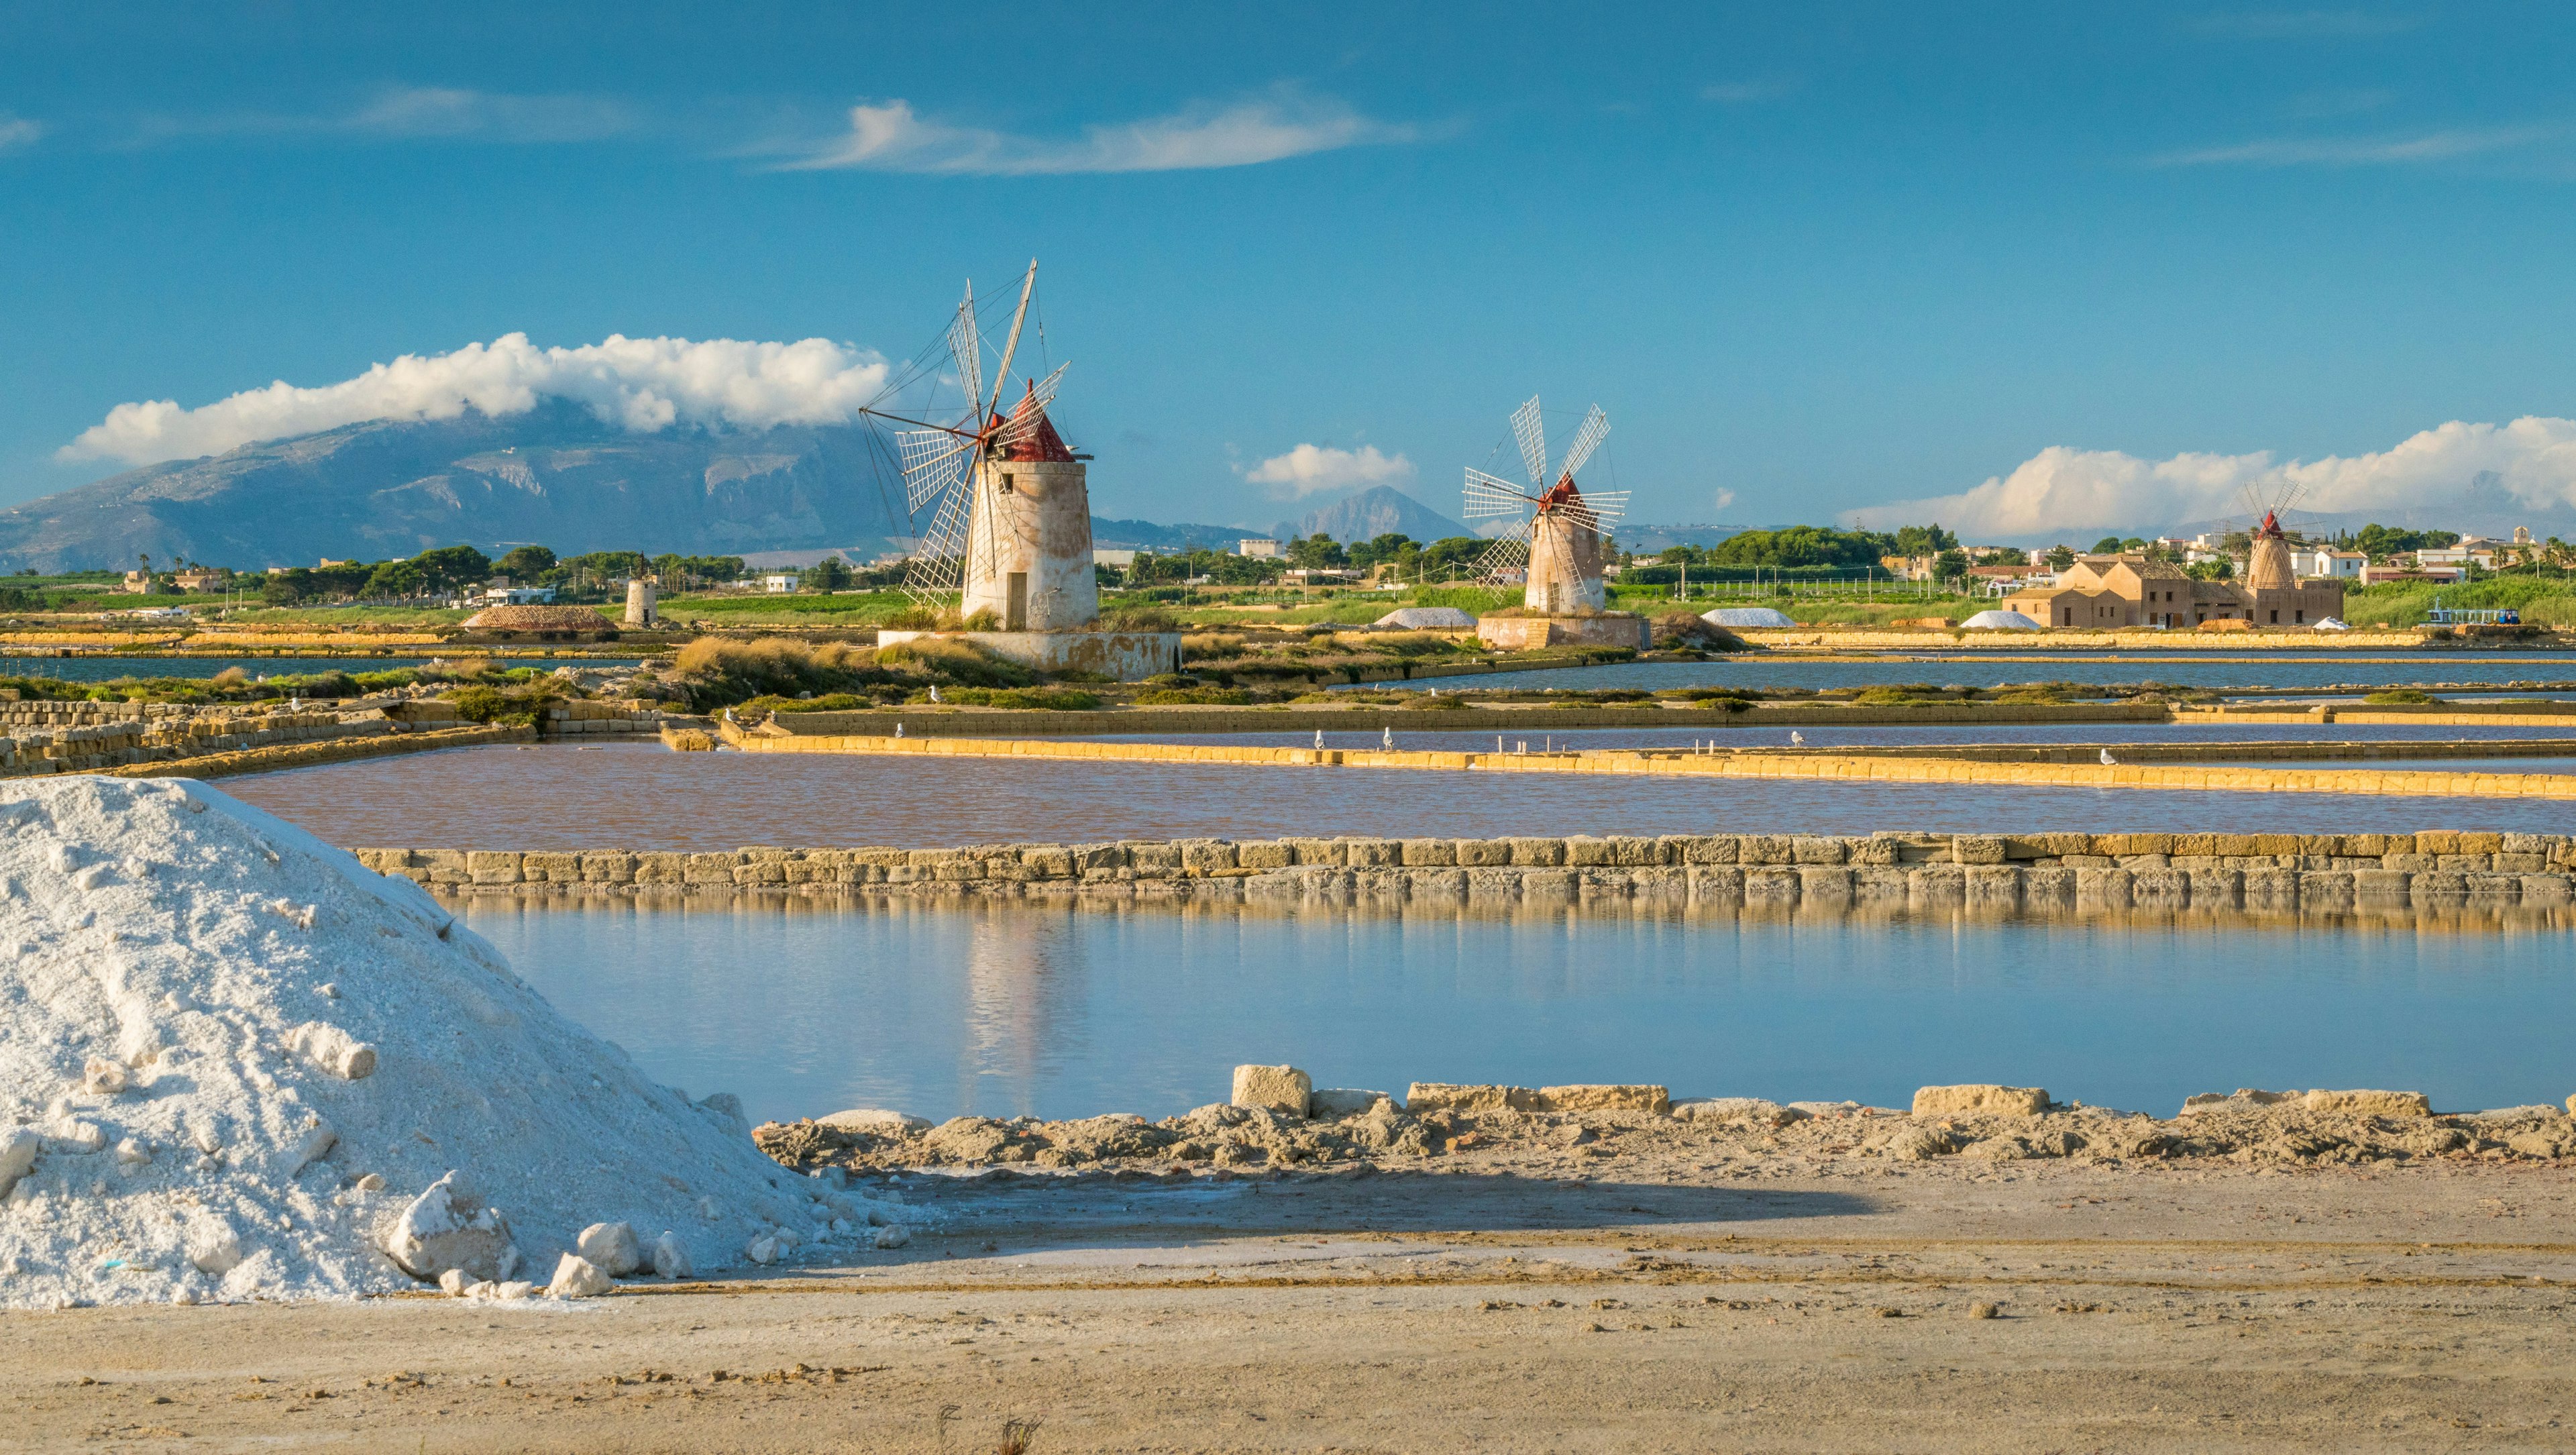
[{"xmin": 5, "ymin": 2, "xmax": 2575, "ymax": 541}]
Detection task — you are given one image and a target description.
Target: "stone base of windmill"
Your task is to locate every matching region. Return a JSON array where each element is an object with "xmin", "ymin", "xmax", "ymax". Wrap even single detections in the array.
[
  {"xmin": 1474, "ymin": 612, "xmax": 1650, "ymax": 653},
  {"xmin": 875, "ymin": 629, "xmax": 1183, "ymax": 682}
]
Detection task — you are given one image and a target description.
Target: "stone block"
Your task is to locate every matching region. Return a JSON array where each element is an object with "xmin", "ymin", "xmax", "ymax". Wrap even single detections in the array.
[
  {"xmin": 1405, "ymin": 1082, "xmax": 1539, "ymax": 1114},
  {"xmin": 1848, "ymin": 836, "xmax": 1901, "ymax": 866},
  {"xmin": 1281, "ymin": 837, "xmax": 1342, "ymax": 867},
  {"xmin": 1655, "ymin": 835, "xmax": 1713, "ymax": 865},
  {"xmin": 1454, "ymin": 838, "xmax": 1513, "ymax": 867},
  {"xmin": 579, "ymin": 851, "xmax": 638, "ymax": 883},
  {"xmin": 1851, "ymin": 865, "xmax": 1911, "ymax": 902},
  {"xmin": 1672, "ymin": 1097, "xmax": 1805, "ymax": 1127},
  {"xmin": 1535, "ymin": 1084, "xmax": 1670, "ymax": 1116},
  {"xmin": 2495, "ymin": 853, "xmax": 2547, "ymax": 873},
  {"xmin": 1343, "ymin": 838, "xmax": 1399, "ymax": 868},
  {"xmin": 1966, "ymin": 865, "xmax": 2023, "ymax": 904},
  {"xmin": 1682, "ymin": 836, "xmax": 1741, "ymax": 865},
  {"xmin": 2298, "ymin": 871, "xmax": 2357, "ymax": 912},
  {"xmin": 2303, "ymin": 1089, "xmax": 2431, "ymax": 1118},
  {"xmin": 1605, "ymin": 835, "xmax": 1659, "ymax": 866},
  {"xmin": 1792, "ymin": 837, "xmax": 1847, "ymax": 865},
  {"xmin": 1399, "ymin": 838, "xmax": 1458, "ymax": 867},
  {"xmin": 1913, "ymin": 1084, "xmax": 2049, "ymax": 1118},
  {"xmin": 1688, "ymin": 866, "xmax": 1746, "ymax": 904},
  {"xmin": 1022, "ymin": 847, "xmax": 1077, "ymax": 877},
  {"xmin": 2520, "ymin": 874, "xmax": 2573, "ymax": 906},
  {"xmin": 466, "ymin": 851, "xmax": 524, "ymax": 885},
  {"xmin": 1507, "ymin": 837, "xmax": 1566, "ymax": 867},
  {"xmin": 1564, "ymin": 836, "xmax": 1615, "ymax": 867},
  {"xmin": 1235, "ymin": 841, "xmax": 1292, "ymax": 871},
  {"xmin": 547, "ymin": 1253, "xmax": 615, "ymax": 1299},
  {"xmin": 1231, "ymin": 1064, "xmax": 1311, "ymax": 1118},
  {"xmin": 1744, "ymin": 867, "xmax": 1801, "ymax": 901},
  {"xmin": 1178, "ymin": 839, "xmax": 1238, "ymax": 873},
  {"xmin": 1309, "ymin": 1088, "xmax": 1396, "ymax": 1118},
  {"xmin": 1739, "ymin": 834, "xmax": 1792, "ymax": 865},
  {"xmin": 1128, "ymin": 842, "xmax": 1183, "ymax": 871},
  {"xmin": 1952, "ymin": 834, "xmax": 2007, "ymax": 865}
]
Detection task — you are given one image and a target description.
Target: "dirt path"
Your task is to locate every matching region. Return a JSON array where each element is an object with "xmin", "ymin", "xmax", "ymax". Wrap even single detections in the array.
[{"xmin": 8, "ymin": 1160, "xmax": 2575, "ymax": 1452}]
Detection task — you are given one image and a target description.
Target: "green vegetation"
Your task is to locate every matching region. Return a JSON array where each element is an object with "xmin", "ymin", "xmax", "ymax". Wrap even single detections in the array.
[
  {"xmin": 2364, "ymin": 689, "xmax": 2440, "ymax": 705},
  {"xmin": 2343, "ymin": 571, "xmax": 2576, "ymax": 628}
]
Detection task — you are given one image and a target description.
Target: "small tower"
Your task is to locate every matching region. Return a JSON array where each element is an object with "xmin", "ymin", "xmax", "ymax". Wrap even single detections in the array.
[
  {"xmin": 959, "ymin": 386, "xmax": 1095, "ymax": 632},
  {"xmin": 1523, "ymin": 480, "xmax": 1609, "ymax": 614},
  {"xmin": 2245, "ymin": 510, "xmax": 2295, "ymax": 592},
  {"xmin": 623, "ymin": 575, "xmax": 659, "ymax": 627}
]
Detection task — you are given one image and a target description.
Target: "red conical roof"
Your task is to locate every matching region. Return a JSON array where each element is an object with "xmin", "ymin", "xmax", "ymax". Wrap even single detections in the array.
[{"xmin": 1000, "ymin": 380, "xmax": 1075, "ymax": 464}]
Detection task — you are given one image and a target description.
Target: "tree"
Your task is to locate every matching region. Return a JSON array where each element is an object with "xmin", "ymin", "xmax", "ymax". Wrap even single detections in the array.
[
  {"xmin": 1891, "ymin": 523, "xmax": 1959, "ymax": 555},
  {"xmin": 1286, "ymin": 534, "xmax": 1347, "ymax": 570},
  {"xmin": 1707, "ymin": 526, "xmax": 1892, "ymax": 569},
  {"xmin": 2186, "ymin": 559, "xmax": 2233, "ymax": 582},
  {"xmin": 411, "ymin": 545, "xmax": 492, "ymax": 592},
  {"xmin": 805, "ymin": 556, "xmax": 853, "ymax": 592},
  {"xmin": 2352, "ymin": 523, "xmax": 2460, "ymax": 561},
  {"xmin": 364, "ymin": 560, "xmax": 427, "ymax": 598},
  {"xmin": 2090, "ymin": 536, "xmax": 2125, "ymax": 554},
  {"xmin": 261, "ymin": 574, "xmax": 308, "ymax": 607},
  {"xmin": 496, "ymin": 545, "xmax": 557, "ymax": 580},
  {"xmin": 2045, "ymin": 545, "xmax": 2076, "ymax": 571},
  {"xmin": 1931, "ymin": 549, "xmax": 1970, "ymax": 580}
]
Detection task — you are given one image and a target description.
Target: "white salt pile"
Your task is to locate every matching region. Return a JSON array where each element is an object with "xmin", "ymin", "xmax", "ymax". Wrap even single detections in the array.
[{"xmin": 0, "ymin": 775, "xmax": 909, "ymax": 1309}]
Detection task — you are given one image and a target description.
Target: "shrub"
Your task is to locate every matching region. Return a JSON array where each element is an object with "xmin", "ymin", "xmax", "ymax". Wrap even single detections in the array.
[{"xmin": 2364, "ymin": 688, "xmax": 2439, "ymax": 705}]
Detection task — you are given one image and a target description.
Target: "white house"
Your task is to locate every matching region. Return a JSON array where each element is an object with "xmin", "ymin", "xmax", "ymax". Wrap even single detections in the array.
[
  {"xmin": 1092, "ymin": 548, "xmax": 1138, "ymax": 568},
  {"xmin": 2416, "ymin": 545, "xmax": 2497, "ymax": 570},
  {"xmin": 1237, "ymin": 539, "xmax": 1283, "ymax": 558},
  {"xmin": 762, "ymin": 573, "xmax": 798, "ymax": 593},
  {"xmin": 2290, "ymin": 549, "xmax": 2366, "ymax": 580}
]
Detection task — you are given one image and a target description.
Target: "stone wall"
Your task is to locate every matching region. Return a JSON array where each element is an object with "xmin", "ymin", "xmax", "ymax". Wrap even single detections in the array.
[
  {"xmin": 354, "ymin": 829, "xmax": 2576, "ymax": 916},
  {"xmin": 0, "ymin": 702, "xmax": 400, "ymax": 777},
  {"xmin": 751, "ymin": 700, "xmax": 2168, "ymax": 739}
]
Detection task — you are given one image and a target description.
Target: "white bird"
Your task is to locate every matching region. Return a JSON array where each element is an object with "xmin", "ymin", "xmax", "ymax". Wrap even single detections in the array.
[
  {"xmin": 1382, "ymin": 726, "xmax": 1395, "ymax": 749},
  {"xmin": 2100, "ymin": 748, "xmax": 2117, "ymax": 766},
  {"xmin": 1790, "ymin": 731, "xmax": 1805, "ymax": 745},
  {"xmin": 928, "ymin": 685, "xmax": 942, "ymax": 703},
  {"xmin": 1314, "ymin": 730, "xmax": 1325, "ymax": 749},
  {"xmin": 895, "ymin": 722, "xmax": 904, "ymax": 739}
]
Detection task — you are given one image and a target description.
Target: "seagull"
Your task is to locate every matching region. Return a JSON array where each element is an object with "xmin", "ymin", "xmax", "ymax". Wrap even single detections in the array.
[
  {"xmin": 928, "ymin": 684, "xmax": 942, "ymax": 703},
  {"xmin": 2100, "ymin": 748, "xmax": 2117, "ymax": 766},
  {"xmin": 894, "ymin": 722, "xmax": 904, "ymax": 739},
  {"xmin": 1314, "ymin": 730, "xmax": 1325, "ymax": 749},
  {"xmin": 1790, "ymin": 731, "xmax": 1805, "ymax": 745},
  {"xmin": 1382, "ymin": 726, "xmax": 1395, "ymax": 750}
]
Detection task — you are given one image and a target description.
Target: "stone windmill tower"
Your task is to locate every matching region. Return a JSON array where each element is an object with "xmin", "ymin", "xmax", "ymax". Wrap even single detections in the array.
[
  {"xmin": 896, "ymin": 262, "xmax": 1087, "ymax": 631},
  {"xmin": 1464, "ymin": 396, "xmax": 1627, "ymax": 614}
]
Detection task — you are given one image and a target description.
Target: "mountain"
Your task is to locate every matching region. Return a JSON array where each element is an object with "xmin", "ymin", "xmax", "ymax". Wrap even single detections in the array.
[
  {"xmin": 1270, "ymin": 486, "xmax": 1470, "ymax": 546},
  {"xmin": 0, "ymin": 401, "xmax": 914, "ymax": 572},
  {"xmin": 1621, "ymin": 523, "xmax": 1753, "ymax": 553},
  {"xmin": 1087, "ymin": 516, "xmax": 1266, "ymax": 552}
]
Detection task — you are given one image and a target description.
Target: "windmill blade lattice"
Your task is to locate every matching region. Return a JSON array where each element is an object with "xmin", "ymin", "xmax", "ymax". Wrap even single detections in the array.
[
  {"xmin": 1557, "ymin": 405, "xmax": 1609, "ymax": 482},
  {"xmin": 1462, "ymin": 468, "xmax": 1538, "ymax": 519},
  {"xmin": 1511, "ymin": 396, "xmax": 1548, "ymax": 487},
  {"xmin": 990, "ymin": 363, "xmax": 1070, "ymax": 450},
  {"xmin": 1472, "ymin": 521, "xmax": 1533, "ymax": 585}
]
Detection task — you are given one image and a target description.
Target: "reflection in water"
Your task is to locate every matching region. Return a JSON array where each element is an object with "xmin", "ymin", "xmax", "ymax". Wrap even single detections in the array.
[
  {"xmin": 1375, "ymin": 654, "xmax": 2576, "ymax": 694},
  {"xmin": 464, "ymin": 894, "xmax": 2576, "ymax": 1128},
  {"xmin": 958, "ymin": 908, "xmax": 1089, "ymax": 1117}
]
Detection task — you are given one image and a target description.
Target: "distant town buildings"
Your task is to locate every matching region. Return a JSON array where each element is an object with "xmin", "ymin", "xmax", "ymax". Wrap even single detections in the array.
[
  {"xmin": 2288, "ymin": 549, "xmax": 2365, "ymax": 580},
  {"xmin": 1236, "ymin": 539, "xmax": 1283, "ymax": 558},
  {"xmin": 2000, "ymin": 540, "xmax": 2345, "ymax": 629}
]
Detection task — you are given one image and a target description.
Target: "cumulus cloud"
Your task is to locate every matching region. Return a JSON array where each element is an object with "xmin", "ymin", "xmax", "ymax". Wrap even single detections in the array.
[
  {"xmin": 1844, "ymin": 416, "xmax": 2576, "ymax": 541},
  {"xmin": 60, "ymin": 333, "xmax": 892, "ymax": 466},
  {"xmin": 2151, "ymin": 125, "xmax": 2552, "ymax": 168},
  {"xmin": 1711, "ymin": 488, "xmax": 1739, "ymax": 513},
  {"xmin": 1699, "ymin": 79, "xmax": 1797, "ymax": 105},
  {"xmin": 781, "ymin": 89, "xmax": 1413, "ymax": 174},
  {"xmin": 1240, "ymin": 443, "xmax": 1415, "ymax": 498},
  {"xmin": 0, "ymin": 115, "xmax": 42, "ymax": 151}
]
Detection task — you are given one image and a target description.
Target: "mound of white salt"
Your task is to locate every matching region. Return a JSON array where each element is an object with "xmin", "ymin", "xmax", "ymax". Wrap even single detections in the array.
[{"xmin": 0, "ymin": 775, "xmax": 904, "ymax": 1309}]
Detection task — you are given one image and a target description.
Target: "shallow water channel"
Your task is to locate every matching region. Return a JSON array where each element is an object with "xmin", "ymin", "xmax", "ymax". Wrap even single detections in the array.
[
  {"xmin": 1424, "ymin": 653, "xmax": 2576, "ymax": 694},
  {"xmin": 231, "ymin": 739, "xmax": 2576, "ymax": 851},
  {"xmin": 464, "ymin": 896, "xmax": 2575, "ymax": 1126}
]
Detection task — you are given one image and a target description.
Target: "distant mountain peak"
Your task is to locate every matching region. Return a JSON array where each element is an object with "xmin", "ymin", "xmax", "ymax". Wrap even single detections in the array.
[{"xmin": 1270, "ymin": 485, "xmax": 1470, "ymax": 545}]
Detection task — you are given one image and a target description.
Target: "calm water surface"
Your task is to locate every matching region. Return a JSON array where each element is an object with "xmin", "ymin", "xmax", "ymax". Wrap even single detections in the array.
[
  {"xmin": 464, "ymin": 898, "xmax": 2576, "ymax": 1126},
  {"xmin": 0, "ymin": 655, "xmax": 645, "ymax": 682},
  {"xmin": 229, "ymin": 741, "xmax": 2576, "ymax": 850},
  {"xmin": 1412, "ymin": 654, "xmax": 2576, "ymax": 694}
]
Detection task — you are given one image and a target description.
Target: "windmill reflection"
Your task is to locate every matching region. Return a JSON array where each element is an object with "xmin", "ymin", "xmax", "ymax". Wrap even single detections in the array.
[{"xmin": 957, "ymin": 905, "xmax": 1090, "ymax": 1116}]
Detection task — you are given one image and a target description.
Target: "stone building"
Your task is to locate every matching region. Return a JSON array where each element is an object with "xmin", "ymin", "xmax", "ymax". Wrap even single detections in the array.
[{"xmin": 2000, "ymin": 521, "xmax": 2343, "ymax": 629}]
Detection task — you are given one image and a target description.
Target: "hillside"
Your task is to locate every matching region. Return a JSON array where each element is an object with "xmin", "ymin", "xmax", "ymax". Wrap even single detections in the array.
[
  {"xmin": 0, "ymin": 402, "xmax": 912, "ymax": 572},
  {"xmin": 1270, "ymin": 486, "xmax": 1470, "ymax": 546}
]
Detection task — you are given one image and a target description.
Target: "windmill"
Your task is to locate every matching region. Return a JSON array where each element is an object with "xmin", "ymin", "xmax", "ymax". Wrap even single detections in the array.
[
  {"xmin": 894, "ymin": 261, "xmax": 1083, "ymax": 629},
  {"xmin": 1462, "ymin": 396, "xmax": 1627, "ymax": 614},
  {"xmin": 2233, "ymin": 474, "xmax": 2313, "ymax": 592}
]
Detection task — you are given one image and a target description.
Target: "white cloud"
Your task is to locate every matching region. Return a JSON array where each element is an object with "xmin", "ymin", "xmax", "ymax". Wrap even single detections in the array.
[
  {"xmin": 781, "ymin": 89, "xmax": 1413, "ymax": 175},
  {"xmin": 2151, "ymin": 125, "xmax": 2551, "ymax": 167},
  {"xmin": 345, "ymin": 87, "xmax": 637, "ymax": 144},
  {"xmin": 0, "ymin": 115, "xmax": 42, "ymax": 151},
  {"xmin": 1240, "ymin": 443, "xmax": 1415, "ymax": 498},
  {"xmin": 1844, "ymin": 416, "xmax": 2576, "ymax": 540},
  {"xmin": 1699, "ymin": 79, "xmax": 1797, "ymax": 105},
  {"xmin": 60, "ymin": 333, "xmax": 892, "ymax": 466},
  {"xmin": 1711, "ymin": 488, "xmax": 1738, "ymax": 513}
]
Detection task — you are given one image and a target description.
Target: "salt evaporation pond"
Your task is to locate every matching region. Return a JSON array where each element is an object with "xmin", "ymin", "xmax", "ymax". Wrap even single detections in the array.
[
  {"xmin": 463, "ymin": 896, "xmax": 2576, "ymax": 1127},
  {"xmin": 1407, "ymin": 653, "xmax": 2576, "ymax": 694},
  {"xmin": 0, "ymin": 655, "xmax": 645, "ymax": 682},
  {"xmin": 229, "ymin": 740, "xmax": 2576, "ymax": 852}
]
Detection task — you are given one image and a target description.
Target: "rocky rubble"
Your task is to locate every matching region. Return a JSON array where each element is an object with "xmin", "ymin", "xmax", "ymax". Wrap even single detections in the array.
[{"xmin": 753, "ymin": 1075, "xmax": 2576, "ymax": 1179}]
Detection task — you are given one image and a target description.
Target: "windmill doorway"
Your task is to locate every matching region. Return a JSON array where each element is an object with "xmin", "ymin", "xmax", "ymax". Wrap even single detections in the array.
[{"xmin": 1006, "ymin": 573, "xmax": 1030, "ymax": 632}]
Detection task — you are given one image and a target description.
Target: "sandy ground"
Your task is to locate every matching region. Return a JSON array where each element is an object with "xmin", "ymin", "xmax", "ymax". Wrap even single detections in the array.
[{"xmin": 7, "ymin": 1152, "xmax": 2576, "ymax": 1453}]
